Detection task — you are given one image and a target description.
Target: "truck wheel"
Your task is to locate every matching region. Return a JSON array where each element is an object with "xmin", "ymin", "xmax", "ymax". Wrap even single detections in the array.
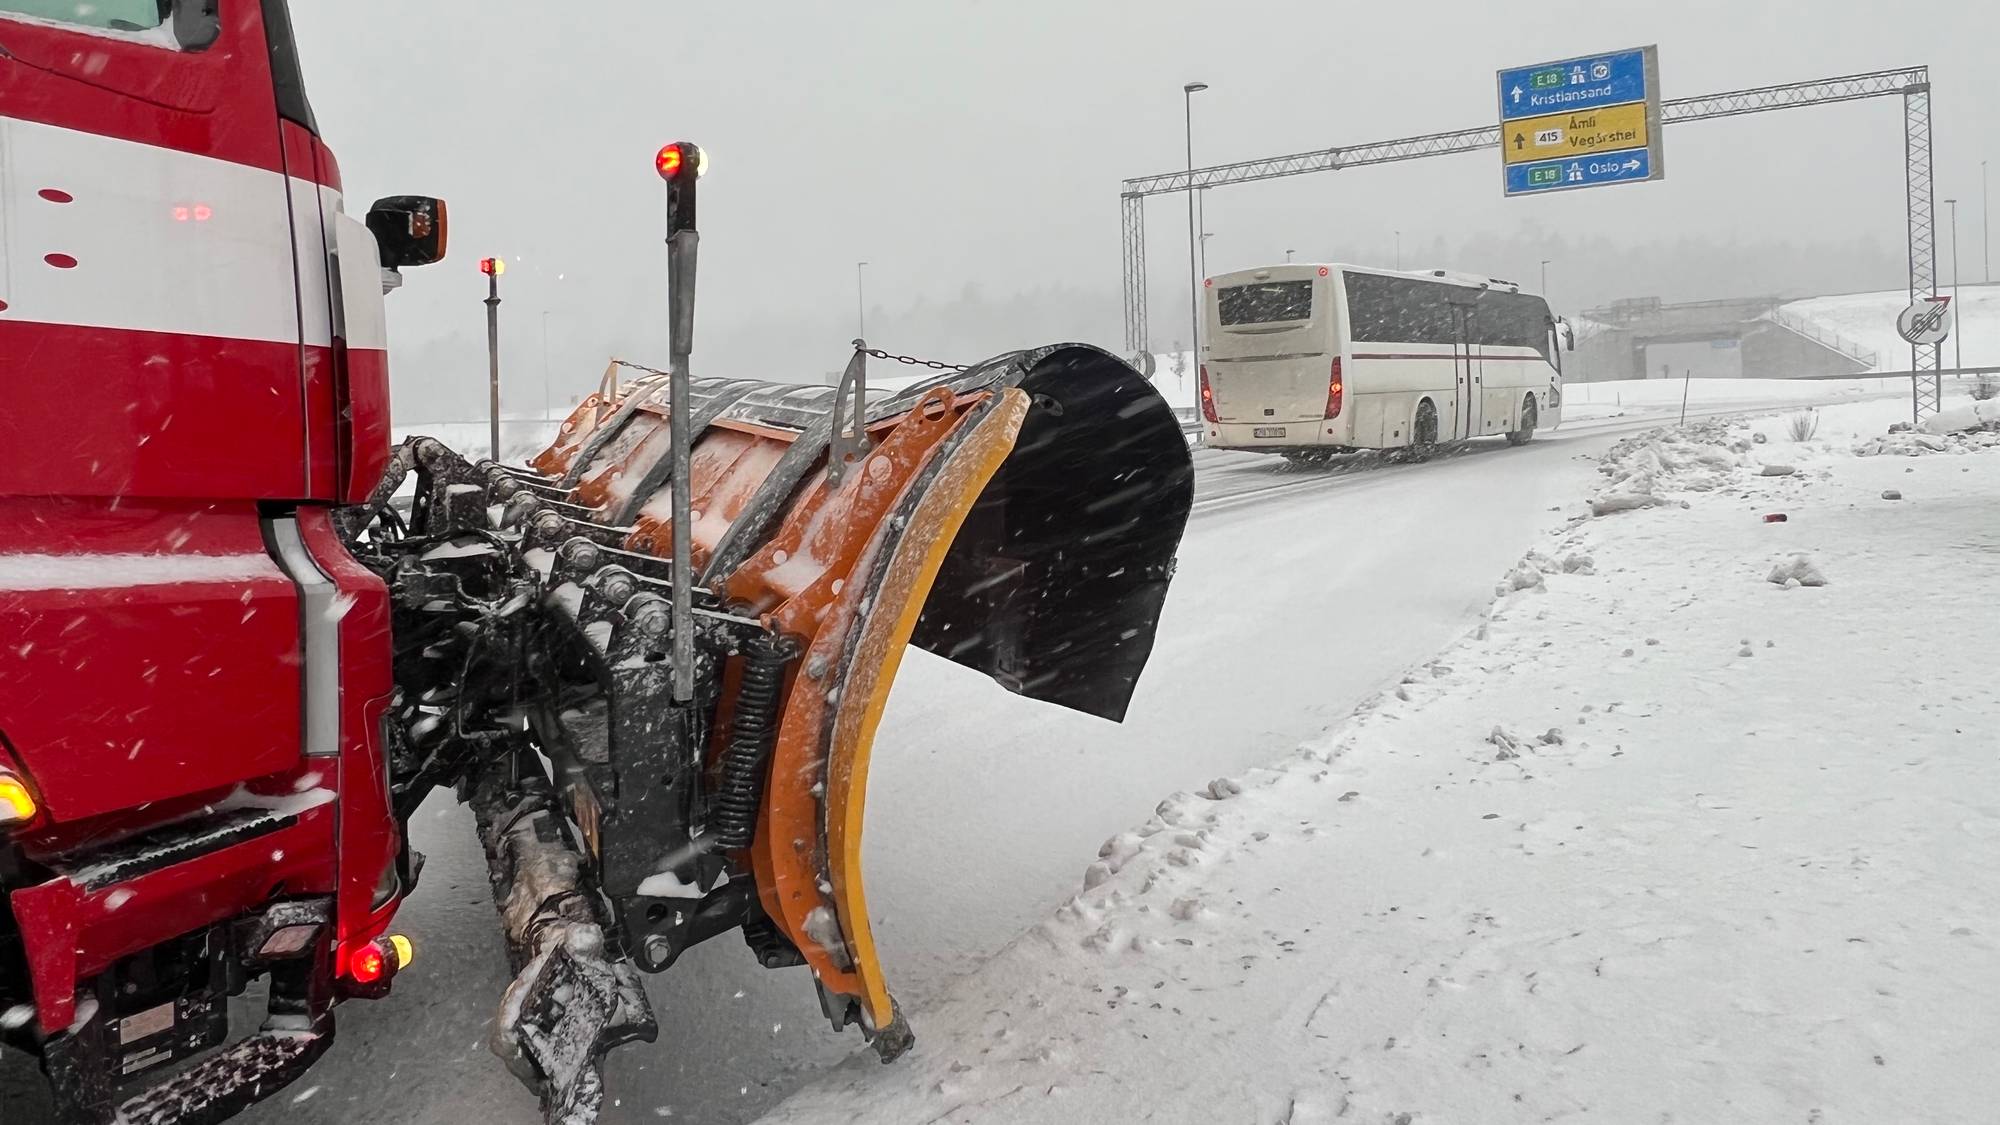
[
  {"xmin": 1409, "ymin": 400, "xmax": 1439, "ymax": 462},
  {"xmin": 1507, "ymin": 397, "xmax": 1538, "ymax": 446}
]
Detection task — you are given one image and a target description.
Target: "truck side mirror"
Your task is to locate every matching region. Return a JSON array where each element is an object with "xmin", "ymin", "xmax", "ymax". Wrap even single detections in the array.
[
  {"xmin": 172, "ymin": 0, "xmax": 220, "ymax": 49},
  {"xmin": 366, "ymin": 196, "xmax": 448, "ymax": 269}
]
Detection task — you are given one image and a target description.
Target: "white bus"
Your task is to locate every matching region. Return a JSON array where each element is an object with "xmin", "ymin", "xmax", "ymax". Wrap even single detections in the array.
[{"xmin": 1198, "ymin": 263, "xmax": 1571, "ymax": 463}]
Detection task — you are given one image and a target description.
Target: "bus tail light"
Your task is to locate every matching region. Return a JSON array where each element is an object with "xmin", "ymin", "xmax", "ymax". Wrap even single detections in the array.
[
  {"xmin": 1324, "ymin": 357, "xmax": 1344, "ymax": 419},
  {"xmin": 1199, "ymin": 364, "xmax": 1218, "ymax": 423}
]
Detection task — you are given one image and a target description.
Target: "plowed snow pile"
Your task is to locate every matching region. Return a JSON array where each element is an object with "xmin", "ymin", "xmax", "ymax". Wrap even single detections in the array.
[{"xmin": 759, "ymin": 393, "xmax": 2000, "ymax": 1125}]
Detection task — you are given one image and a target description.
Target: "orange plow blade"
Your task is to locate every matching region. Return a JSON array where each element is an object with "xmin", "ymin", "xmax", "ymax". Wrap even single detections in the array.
[{"xmin": 394, "ymin": 342, "xmax": 1191, "ymax": 1063}]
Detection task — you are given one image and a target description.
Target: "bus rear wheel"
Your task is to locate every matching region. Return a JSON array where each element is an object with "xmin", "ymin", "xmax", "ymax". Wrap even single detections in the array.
[
  {"xmin": 1507, "ymin": 397, "xmax": 1538, "ymax": 446},
  {"xmin": 1408, "ymin": 400, "xmax": 1439, "ymax": 462}
]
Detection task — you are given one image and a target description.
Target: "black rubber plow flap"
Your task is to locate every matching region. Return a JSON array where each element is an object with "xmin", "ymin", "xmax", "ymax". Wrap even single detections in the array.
[
  {"xmin": 512, "ymin": 944, "xmax": 628, "ymax": 1124},
  {"xmin": 472, "ymin": 774, "xmax": 657, "ymax": 1125},
  {"xmin": 907, "ymin": 344, "xmax": 1195, "ymax": 721}
]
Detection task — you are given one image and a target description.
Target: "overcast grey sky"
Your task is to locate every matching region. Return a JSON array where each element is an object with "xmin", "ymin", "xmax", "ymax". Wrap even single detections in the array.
[{"xmin": 292, "ymin": 1, "xmax": 2000, "ymax": 416}]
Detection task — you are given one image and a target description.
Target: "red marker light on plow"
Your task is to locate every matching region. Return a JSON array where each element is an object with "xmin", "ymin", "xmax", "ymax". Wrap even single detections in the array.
[
  {"xmin": 655, "ymin": 142, "xmax": 710, "ymax": 181},
  {"xmin": 349, "ymin": 943, "xmax": 386, "ymax": 985},
  {"xmin": 0, "ymin": 771, "xmax": 37, "ymax": 826},
  {"xmin": 343, "ymin": 934, "xmax": 413, "ymax": 987}
]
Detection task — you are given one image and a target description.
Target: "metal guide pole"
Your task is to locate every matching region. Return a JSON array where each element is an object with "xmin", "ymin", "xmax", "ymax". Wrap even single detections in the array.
[
  {"xmin": 485, "ymin": 271, "xmax": 502, "ymax": 461},
  {"xmin": 659, "ymin": 143, "xmax": 706, "ymax": 703},
  {"xmin": 665, "ymin": 226, "xmax": 697, "ymax": 702}
]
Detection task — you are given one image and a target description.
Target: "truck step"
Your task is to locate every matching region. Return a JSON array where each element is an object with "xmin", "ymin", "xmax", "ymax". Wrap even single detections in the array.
[{"xmin": 115, "ymin": 1027, "xmax": 330, "ymax": 1125}]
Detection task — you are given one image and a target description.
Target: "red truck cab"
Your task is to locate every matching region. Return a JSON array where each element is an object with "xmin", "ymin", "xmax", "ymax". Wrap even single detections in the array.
[{"xmin": 0, "ymin": 3, "xmax": 436, "ymax": 1119}]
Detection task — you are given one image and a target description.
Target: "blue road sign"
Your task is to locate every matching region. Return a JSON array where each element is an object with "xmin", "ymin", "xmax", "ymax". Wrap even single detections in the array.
[
  {"xmin": 1505, "ymin": 148, "xmax": 1654, "ymax": 196},
  {"xmin": 1498, "ymin": 45, "xmax": 1662, "ymax": 199},
  {"xmin": 1499, "ymin": 49, "xmax": 1648, "ymax": 121}
]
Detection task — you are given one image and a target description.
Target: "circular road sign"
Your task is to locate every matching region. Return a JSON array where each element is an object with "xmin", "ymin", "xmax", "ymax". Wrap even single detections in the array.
[{"xmin": 1896, "ymin": 298, "xmax": 1954, "ymax": 346}]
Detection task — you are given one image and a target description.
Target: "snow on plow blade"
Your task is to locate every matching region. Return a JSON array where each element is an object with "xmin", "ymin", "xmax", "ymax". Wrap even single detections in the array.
[{"xmin": 350, "ymin": 343, "xmax": 1190, "ymax": 1116}]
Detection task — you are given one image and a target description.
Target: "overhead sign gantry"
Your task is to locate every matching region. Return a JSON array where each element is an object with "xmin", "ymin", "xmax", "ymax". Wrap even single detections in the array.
[{"xmin": 1118, "ymin": 65, "xmax": 1945, "ymax": 420}]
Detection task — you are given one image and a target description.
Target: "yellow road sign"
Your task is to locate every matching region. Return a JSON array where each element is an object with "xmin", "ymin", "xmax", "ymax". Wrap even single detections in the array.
[{"xmin": 1502, "ymin": 101, "xmax": 1649, "ymax": 165}]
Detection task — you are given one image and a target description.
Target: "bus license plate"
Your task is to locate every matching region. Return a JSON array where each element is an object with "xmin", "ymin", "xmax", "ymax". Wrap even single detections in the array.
[{"xmin": 1254, "ymin": 427, "xmax": 1286, "ymax": 438}]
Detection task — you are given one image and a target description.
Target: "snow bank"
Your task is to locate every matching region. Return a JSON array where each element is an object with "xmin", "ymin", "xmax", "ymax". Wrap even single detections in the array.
[
  {"xmin": 1584, "ymin": 419, "xmax": 1768, "ymax": 516},
  {"xmin": 759, "ymin": 394, "xmax": 2000, "ymax": 1125},
  {"xmin": 1919, "ymin": 397, "xmax": 2000, "ymax": 436}
]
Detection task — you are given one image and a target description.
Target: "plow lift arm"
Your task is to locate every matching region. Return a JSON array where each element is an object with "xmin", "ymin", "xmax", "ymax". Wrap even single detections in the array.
[{"xmin": 339, "ymin": 143, "xmax": 1193, "ymax": 1123}]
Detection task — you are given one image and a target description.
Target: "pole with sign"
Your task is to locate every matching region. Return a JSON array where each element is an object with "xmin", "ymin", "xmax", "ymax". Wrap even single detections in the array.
[
  {"xmin": 1498, "ymin": 46, "xmax": 1663, "ymax": 197},
  {"xmin": 1897, "ymin": 295, "xmax": 1952, "ymax": 422}
]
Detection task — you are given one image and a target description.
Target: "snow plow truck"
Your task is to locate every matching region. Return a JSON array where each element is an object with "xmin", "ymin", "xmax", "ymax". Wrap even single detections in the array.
[{"xmin": 0, "ymin": 4, "xmax": 1193, "ymax": 1123}]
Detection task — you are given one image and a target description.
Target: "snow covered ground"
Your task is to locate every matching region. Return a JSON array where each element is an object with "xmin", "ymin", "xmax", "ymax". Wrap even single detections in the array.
[
  {"xmin": 2, "ymin": 384, "xmax": 1934, "ymax": 1124},
  {"xmin": 1782, "ymin": 283, "xmax": 2000, "ymax": 372},
  {"xmin": 758, "ymin": 391, "xmax": 2000, "ymax": 1124}
]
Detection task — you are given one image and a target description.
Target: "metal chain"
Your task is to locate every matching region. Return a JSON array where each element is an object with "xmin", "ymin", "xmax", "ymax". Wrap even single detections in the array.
[
  {"xmin": 615, "ymin": 351, "xmax": 969, "ymax": 376},
  {"xmin": 612, "ymin": 359, "xmax": 674, "ymax": 379},
  {"xmin": 857, "ymin": 346, "xmax": 968, "ymax": 373}
]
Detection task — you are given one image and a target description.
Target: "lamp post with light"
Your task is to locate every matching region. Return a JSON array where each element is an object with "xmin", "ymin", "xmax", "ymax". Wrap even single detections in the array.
[
  {"xmin": 856, "ymin": 261, "xmax": 869, "ymax": 339},
  {"xmin": 1183, "ymin": 82, "xmax": 1208, "ymax": 370},
  {"xmin": 1945, "ymin": 198, "xmax": 1962, "ymax": 373}
]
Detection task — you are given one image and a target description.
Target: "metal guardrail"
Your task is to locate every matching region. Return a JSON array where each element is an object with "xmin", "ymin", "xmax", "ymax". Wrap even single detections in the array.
[{"xmin": 1768, "ymin": 310, "xmax": 1882, "ymax": 369}]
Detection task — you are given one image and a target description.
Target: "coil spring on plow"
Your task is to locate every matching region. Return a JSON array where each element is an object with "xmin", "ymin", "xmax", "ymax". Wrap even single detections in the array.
[{"xmin": 711, "ymin": 634, "xmax": 794, "ymax": 852}]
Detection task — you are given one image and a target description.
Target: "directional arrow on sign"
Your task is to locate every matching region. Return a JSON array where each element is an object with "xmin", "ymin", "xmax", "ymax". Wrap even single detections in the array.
[
  {"xmin": 1622, "ymin": 158, "xmax": 1642, "ymax": 172},
  {"xmin": 1511, "ymin": 86, "xmax": 1523, "ymax": 105},
  {"xmin": 1513, "ymin": 133, "xmax": 1525, "ymax": 151}
]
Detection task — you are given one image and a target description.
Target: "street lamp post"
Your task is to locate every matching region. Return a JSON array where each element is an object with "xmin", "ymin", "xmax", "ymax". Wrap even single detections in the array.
[
  {"xmin": 1985, "ymin": 160, "xmax": 1992, "ymax": 284},
  {"xmin": 1285, "ymin": 249, "xmax": 1295, "ymax": 263},
  {"xmin": 856, "ymin": 260, "xmax": 869, "ymax": 340},
  {"xmin": 1183, "ymin": 82, "xmax": 1208, "ymax": 372},
  {"xmin": 1394, "ymin": 230, "xmax": 1402, "ymax": 271},
  {"xmin": 1540, "ymin": 259, "xmax": 1551, "ymax": 300},
  {"xmin": 1945, "ymin": 198, "xmax": 1962, "ymax": 373},
  {"xmin": 540, "ymin": 310, "xmax": 552, "ymax": 423}
]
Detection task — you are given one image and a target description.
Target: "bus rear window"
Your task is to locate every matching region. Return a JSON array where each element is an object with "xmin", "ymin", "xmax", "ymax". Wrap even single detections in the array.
[{"xmin": 1218, "ymin": 281, "xmax": 1313, "ymax": 325}]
